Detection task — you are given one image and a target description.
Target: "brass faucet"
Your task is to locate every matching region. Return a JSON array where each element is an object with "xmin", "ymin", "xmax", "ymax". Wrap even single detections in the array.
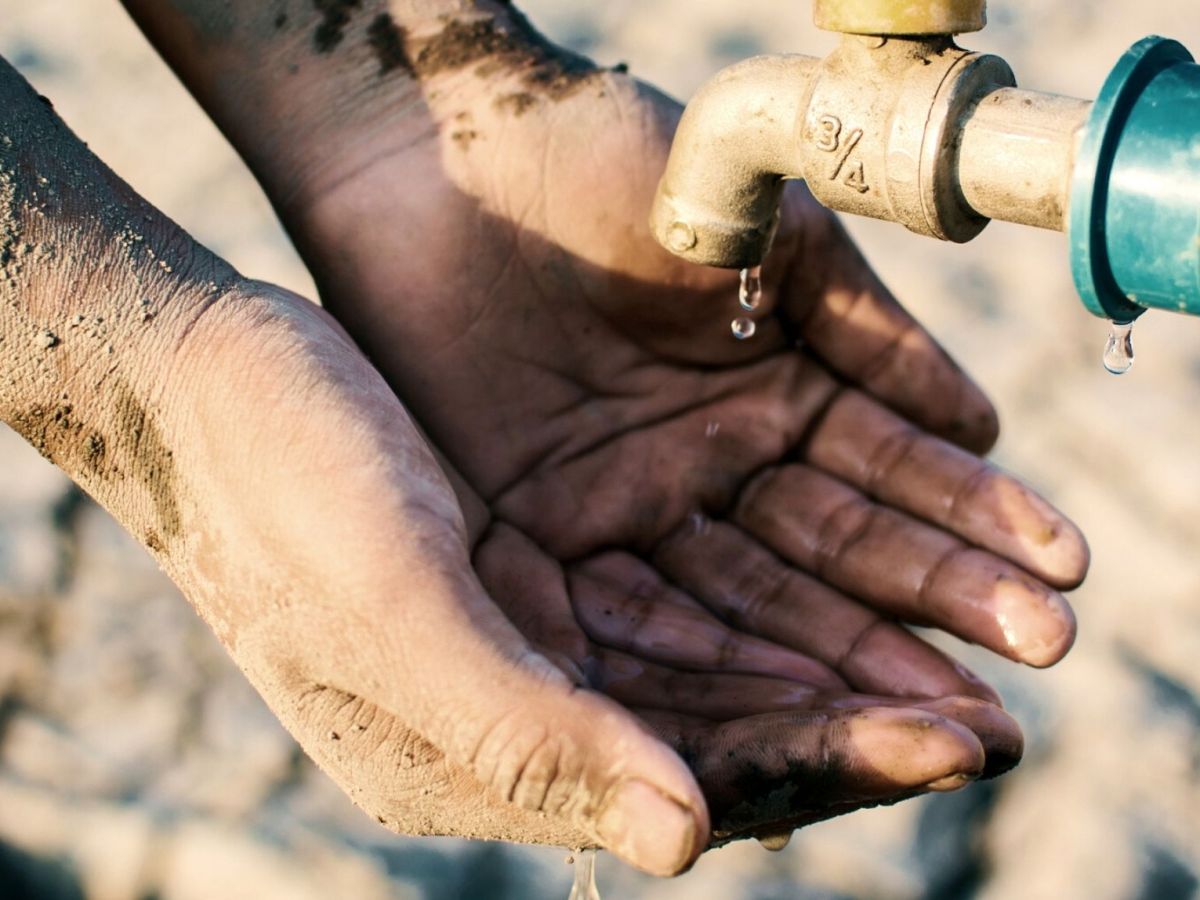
[{"xmin": 650, "ymin": 0, "xmax": 1092, "ymax": 270}]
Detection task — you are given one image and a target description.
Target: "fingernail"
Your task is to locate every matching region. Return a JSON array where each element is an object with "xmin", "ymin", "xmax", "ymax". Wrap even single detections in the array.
[
  {"xmin": 595, "ymin": 780, "xmax": 699, "ymax": 876},
  {"xmin": 990, "ymin": 575, "xmax": 1076, "ymax": 668},
  {"xmin": 924, "ymin": 772, "xmax": 977, "ymax": 792},
  {"xmin": 1019, "ymin": 589, "xmax": 1077, "ymax": 668}
]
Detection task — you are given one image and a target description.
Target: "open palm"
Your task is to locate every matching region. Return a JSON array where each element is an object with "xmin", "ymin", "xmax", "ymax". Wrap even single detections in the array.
[{"xmin": 275, "ymin": 64, "xmax": 1086, "ymax": 841}]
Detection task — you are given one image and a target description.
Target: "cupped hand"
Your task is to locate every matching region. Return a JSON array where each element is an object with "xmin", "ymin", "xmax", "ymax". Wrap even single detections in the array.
[
  {"xmin": 163, "ymin": 282, "xmax": 729, "ymax": 875},
  {"xmin": 0, "ymin": 29, "xmax": 1061, "ymax": 875},
  {"xmin": 267, "ymin": 18, "xmax": 1088, "ymax": 843},
  {"xmin": 172, "ymin": 281, "xmax": 1016, "ymax": 875}
]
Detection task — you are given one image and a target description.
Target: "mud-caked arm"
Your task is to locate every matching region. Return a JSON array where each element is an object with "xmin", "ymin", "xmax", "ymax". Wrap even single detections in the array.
[
  {"xmin": 0, "ymin": 55, "xmax": 245, "ymax": 552},
  {"xmin": 120, "ymin": 0, "xmax": 608, "ymax": 212}
]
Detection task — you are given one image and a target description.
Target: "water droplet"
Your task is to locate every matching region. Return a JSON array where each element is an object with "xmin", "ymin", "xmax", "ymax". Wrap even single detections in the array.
[
  {"xmin": 705, "ymin": 421, "xmax": 721, "ymax": 439},
  {"xmin": 1103, "ymin": 320, "xmax": 1135, "ymax": 375},
  {"xmin": 731, "ymin": 317, "xmax": 756, "ymax": 340},
  {"xmin": 689, "ymin": 512, "xmax": 712, "ymax": 536},
  {"xmin": 568, "ymin": 848, "xmax": 602, "ymax": 900},
  {"xmin": 757, "ymin": 831, "xmax": 794, "ymax": 852},
  {"xmin": 739, "ymin": 265, "xmax": 763, "ymax": 311}
]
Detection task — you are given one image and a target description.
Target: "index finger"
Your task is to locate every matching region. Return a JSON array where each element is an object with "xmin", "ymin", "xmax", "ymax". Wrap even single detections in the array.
[{"xmin": 806, "ymin": 389, "xmax": 1089, "ymax": 590}]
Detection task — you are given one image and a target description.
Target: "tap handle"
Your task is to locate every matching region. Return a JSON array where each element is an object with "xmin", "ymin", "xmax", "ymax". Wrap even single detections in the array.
[{"xmin": 813, "ymin": 0, "xmax": 986, "ymax": 36}]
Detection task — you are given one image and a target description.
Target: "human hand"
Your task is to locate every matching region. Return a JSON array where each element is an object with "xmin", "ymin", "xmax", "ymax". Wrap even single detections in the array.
[
  {"xmin": 174, "ymin": 286, "xmax": 1019, "ymax": 867},
  {"xmin": 0, "ymin": 30, "xmax": 1016, "ymax": 872},
  {"xmin": 0, "ymin": 53, "xmax": 721, "ymax": 876},
  {"xmin": 117, "ymin": 0, "xmax": 1088, "ymax": 855},
  {"xmin": 247, "ymin": 5, "xmax": 1087, "ymax": 840}
]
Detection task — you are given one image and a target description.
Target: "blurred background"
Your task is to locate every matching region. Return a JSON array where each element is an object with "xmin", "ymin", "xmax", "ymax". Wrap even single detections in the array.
[{"xmin": 1, "ymin": 1, "xmax": 1198, "ymax": 898}]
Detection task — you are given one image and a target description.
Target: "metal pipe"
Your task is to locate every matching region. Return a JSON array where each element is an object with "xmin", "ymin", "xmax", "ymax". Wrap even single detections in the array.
[
  {"xmin": 650, "ymin": 6, "xmax": 1200, "ymax": 323},
  {"xmin": 958, "ymin": 88, "xmax": 1093, "ymax": 231}
]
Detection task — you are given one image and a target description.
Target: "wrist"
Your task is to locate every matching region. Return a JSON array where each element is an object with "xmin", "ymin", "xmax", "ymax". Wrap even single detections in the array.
[{"xmin": 0, "ymin": 54, "xmax": 249, "ymax": 519}]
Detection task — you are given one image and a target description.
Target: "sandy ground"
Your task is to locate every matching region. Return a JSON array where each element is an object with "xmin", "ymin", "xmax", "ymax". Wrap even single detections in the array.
[{"xmin": 0, "ymin": 1, "xmax": 1198, "ymax": 898}]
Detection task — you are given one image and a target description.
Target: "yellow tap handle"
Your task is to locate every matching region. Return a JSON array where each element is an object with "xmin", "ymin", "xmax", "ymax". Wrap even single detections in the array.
[{"xmin": 814, "ymin": 0, "xmax": 986, "ymax": 35}]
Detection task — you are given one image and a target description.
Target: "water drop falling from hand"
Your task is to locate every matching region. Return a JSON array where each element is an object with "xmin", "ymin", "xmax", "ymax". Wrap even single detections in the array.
[
  {"xmin": 1103, "ymin": 320, "xmax": 1135, "ymax": 375},
  {"xmin": 757, "ymin": 831, "xmax": 794, "ymax": 852},
  {"xmin": 731, "ymin": 317, "xmax": 757, "ymax": 340},
  {"xmin": 739, "ymin": 265, "xmax": 763, "ymax": 311},
  {"xmin": 567, "ymin": 849, "xmax": 601, "ymax": 900}
]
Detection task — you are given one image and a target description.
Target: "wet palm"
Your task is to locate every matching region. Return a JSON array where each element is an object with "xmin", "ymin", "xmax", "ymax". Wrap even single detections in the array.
[{"xmin": 278, "ymin": 67, "xmax": 1087, "ymax": 838}]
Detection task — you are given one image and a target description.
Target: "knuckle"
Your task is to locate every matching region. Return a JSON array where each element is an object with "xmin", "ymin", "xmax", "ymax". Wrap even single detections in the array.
[
  {"xmin": 863, "ymin": 425, "xmax": 921, "ymax": 494},
  {"xmin": 814, "ymin": 495, "xmax": 875, "ymax": 576},
  {"xmin": 468, "ymin": 709, "xmax": 588, "ymax": 815},
  {"xmin": 731, "ymin": 561, "xmax": 791, "ymax": 627}
]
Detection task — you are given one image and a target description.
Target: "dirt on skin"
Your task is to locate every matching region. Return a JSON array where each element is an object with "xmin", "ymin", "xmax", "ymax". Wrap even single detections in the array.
[
  {"xmin": 412, "ymin": 13, "xmax": 599, "ymax": 100},
  {"xmin": 0, "ymin": 60, "xmax": 212, "ymax": 557},
  {"xmin": 312, "ymin": 0, "xmax": 363, "ymax": 53},
  {"xmin": 366, "ymin": 13, "xmax": 413, "ymax": 75},
  {"xmin": 113, "ymin": 383, "xmax": 182, "ymax": 543},
  {"xmin": 7, "ymin": 381, "xmax": 182, "ymax": 549},
  {"xmin": 303, "ymin": 0, "xmax": 611, "ymax": 104}
]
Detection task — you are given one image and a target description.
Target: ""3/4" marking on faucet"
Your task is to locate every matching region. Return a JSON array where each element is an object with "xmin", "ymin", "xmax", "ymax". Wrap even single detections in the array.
[
  {"xmin": 816, "ymin": 115, "xmax": 843, "ymax": 152},
  {"xmin": 814, "ymin": 114, "xmax": 872, "ymax": 195}
]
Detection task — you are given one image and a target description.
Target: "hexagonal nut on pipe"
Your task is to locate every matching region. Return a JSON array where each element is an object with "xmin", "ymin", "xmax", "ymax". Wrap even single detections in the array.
[{"xmin": 814, "ymin": 0, "xmax": 986, "ymax": 35}]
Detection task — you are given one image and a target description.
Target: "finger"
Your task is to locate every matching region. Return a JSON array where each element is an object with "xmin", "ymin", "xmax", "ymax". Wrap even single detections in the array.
[
  {"xmin": 473, "ymin": 522, "xmax": 590, "ymax": 667},
  {"xmin": 350, "ymin": 523, "xmax": 712, "ymax": 876},
  {"xmin": 778, "ymin": 201, "xmax": 998, "ymax": 454},
  {"xmin": 596, "ymin": 648, "xmax": 1023, "ymax": 777},
  {"xmin": 570, "ymin": 552, "xmax": 847, "ymax": 689},
  {"xmin": 588, "ymin": 646, "xmax": 842, "ymax": 720},
  {"xmin": 806, "ymin": 389, "xmax": 1089, "ymax": 589},
  {"xmin": 476, "ymin": 526, "xmax": 850, "ymax": 716},
  {"xmin": 794, "ymin": 693, "xmax": 1023, "ymax": 779},
  {"xmin": 654, "ymin": 519, "xmax": 1001, "ymax": 701},
  {"xmin": 639, "ymin": 705, "xmax": 986, "ymax": 838},
  {"xmin": 735, "ymin": 465, "xmax": 1077, "ymax": 667},
  {"xmin": 912, "ymin": 696, "xmax": 1023, "ymax": 779}
]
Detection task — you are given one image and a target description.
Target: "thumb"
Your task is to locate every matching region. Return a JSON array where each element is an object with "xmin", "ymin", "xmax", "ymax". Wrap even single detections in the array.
[
  {"xmin": 458, "ymin": 646, "xmax": 710, "ymax": 875},
  {"xmin": 418, "ymin": 586, "xmax": 710, "ymax": 876},
  {"xmin": 778, "ymin": 196, "xmax": 999, "ymax": 454},
  {"xmin": 288, "ymin": 555, "xmax": 710, "ymax": 876}
]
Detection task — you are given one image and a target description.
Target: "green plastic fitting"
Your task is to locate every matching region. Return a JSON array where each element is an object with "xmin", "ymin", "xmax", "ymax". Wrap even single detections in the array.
[{"xmin": 1070, "ymin": 37, "xmax": 1200, "ymax": 323}]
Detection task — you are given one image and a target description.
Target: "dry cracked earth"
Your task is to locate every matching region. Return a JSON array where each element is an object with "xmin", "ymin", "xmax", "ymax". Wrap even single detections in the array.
[{"xmin": 0, "ymin": 1, "xmax": 1197, "ymax": 898}]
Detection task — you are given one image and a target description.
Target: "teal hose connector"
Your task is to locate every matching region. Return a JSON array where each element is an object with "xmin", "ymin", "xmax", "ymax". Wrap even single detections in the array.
[{"xmin": 1071, "ymin": 37, "xmax": 1200, "ymax": 323}]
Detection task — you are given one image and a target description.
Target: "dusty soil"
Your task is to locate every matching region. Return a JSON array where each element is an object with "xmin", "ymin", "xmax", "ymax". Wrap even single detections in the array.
[{"xmin": 0, "ymin": 1, "xmax": 1197, "ymax": 898}]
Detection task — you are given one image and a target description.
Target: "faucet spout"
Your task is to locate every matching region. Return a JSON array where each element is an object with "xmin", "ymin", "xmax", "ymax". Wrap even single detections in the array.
[
  {"xmin": 650, "ymin": 55, "xmax": 820, "ymax": 269},
  {"xmin": 651, "ymin": 36, "xmax": 1022, "ymax": 270}
]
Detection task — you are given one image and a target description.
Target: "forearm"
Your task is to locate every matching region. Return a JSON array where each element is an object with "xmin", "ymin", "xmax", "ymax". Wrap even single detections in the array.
[
  {"xmin": 119, "ymin": 0, "xmax": 596, "ymax": 208},
  {"xmin": 0, "ymin": 55, "xmax": 254, "ymax": 549}
]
